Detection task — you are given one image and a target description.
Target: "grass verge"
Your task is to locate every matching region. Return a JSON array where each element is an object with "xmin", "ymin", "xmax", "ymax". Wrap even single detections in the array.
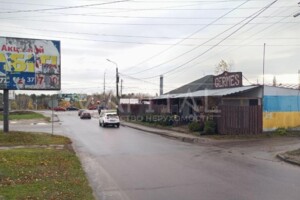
[
  {"xmin": 278, "ymin": 148, "xmax": 300, "ymax": 166},
  {"xmin": 0, "ymin": 131, "xmax": 94, "ymax": 199},
  {"xmin": 0, "ymin": 131, "xmax": 71, "ymax": 146},
  {"xmin": 0, "ymin": 111, "xmax": 49, "ymax": 121}
]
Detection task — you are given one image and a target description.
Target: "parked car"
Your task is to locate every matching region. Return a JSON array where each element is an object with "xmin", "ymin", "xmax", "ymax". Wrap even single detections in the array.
[
  {"xmin": 80, "ymin": 111, "xmax": 91, "ymax": 119},
  {"xmin": 99, "ymin": 110, "xmax": 120, "ymax": 128},
  {"xmin": 66, "ymin": 106, "xmax": 79, "ymax": 111},
  {"xmin": 78, "ymin": 109, "xmax": 86, "ymax": 116},
  {"xmin": 53, "ymin": 106, "xmax": 66, "ymax": 111},
  {"xmin": 88, "ymin": 105, "xmax": 97, "ymax": 110}
]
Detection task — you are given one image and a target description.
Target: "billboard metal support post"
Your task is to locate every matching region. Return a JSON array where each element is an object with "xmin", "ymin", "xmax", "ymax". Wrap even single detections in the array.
[
  {"xmin": 52, "ymin": 95, "xmax": 54, "ymax": 135},
  {"xmin": 3, "ymin": 89, "xmax": 9, "ymax": 133}
]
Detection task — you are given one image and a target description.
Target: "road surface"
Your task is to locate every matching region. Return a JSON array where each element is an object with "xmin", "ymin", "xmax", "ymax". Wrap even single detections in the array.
[{"xmin": 8, "ymin": 111, "xmax": 300, "ymax": 200}]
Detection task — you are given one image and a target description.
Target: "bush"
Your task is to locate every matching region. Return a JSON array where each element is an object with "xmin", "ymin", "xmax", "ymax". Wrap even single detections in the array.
[
  {"xmin": 188, "ymin": 121, "xmax": 204, "ymax": 132},
  {"xmin": 204, "ymin": 120, "xmax": 217, "ymax": 134},
  {"xmin": 276, "ymin": 127, "xmax": 288, "ymax": 136}
]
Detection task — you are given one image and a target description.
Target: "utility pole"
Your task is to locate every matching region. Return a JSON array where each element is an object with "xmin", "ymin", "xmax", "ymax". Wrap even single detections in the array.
[
  {"xmin": 160, "ymin": 75, "xmax": 163, "ymax": 95},
  {"xmin": 106, "ymin": 59, "xmax": 119, "ymax": 113},
  {"xmin": 3, "ymin": 89, "xmax": 9, "ymax": 133},
  {"xmin": 103, "ymin": 71, "xmax": 106, "ymax": 95},
  {"xmin": 121, "ymin": 79, "xmax": 123, "ymax": 97},
  {"xmin": 116, "ymin": 67, "xmax": 119, "ymax": 98},
  {"xmin": 263, "ymin": 43, "xmax": 266, "ymax": 87},
  {"xmin": 106, "ymin": 59, "xmax": 119, "ymax": 98}
]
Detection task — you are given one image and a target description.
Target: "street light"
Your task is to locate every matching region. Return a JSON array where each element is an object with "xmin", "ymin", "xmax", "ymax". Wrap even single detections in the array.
[
  {"xmin": 106, "ymin": 59, "xmax": 118, "ymax": 69},
  {"xmin": 106, "ymin": 59, "xmax": 120, "ymax": 111},
  {"xmin": 294, "ymin": 2, "xmax": 300, "ymax": 17},
  {"xmin": 106, "ymin": 59, "xmax": 119, "ymax": 98}
]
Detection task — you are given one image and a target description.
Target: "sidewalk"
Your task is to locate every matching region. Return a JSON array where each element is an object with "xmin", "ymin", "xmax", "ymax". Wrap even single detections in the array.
[{"xmin": 121, "ymin": 121, "xmax": 212, "ymax": 144}]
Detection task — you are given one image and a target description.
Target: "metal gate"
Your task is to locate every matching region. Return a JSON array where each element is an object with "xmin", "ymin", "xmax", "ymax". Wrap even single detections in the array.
[{"xmin": 218, "ymin": 105, "xmax": 262, "ymax": 135}]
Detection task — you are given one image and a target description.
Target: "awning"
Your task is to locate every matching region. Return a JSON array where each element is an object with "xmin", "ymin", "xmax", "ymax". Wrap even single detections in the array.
[{"xmin": 153, "ymin": 85, "xmax": 260, "ymax": 100}]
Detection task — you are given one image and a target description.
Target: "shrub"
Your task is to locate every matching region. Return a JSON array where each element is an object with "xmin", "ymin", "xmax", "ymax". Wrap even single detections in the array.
[
  {"xmin": 275, "ymin": 127, "xmax": 288, "ymax": 136},
  {"xmin": 188, "ymin": 121, "xmax": 203, "ymax": 132},
  {"xmin": 204, "ymin": 120, "xmax": 217, "ymax": 134}
]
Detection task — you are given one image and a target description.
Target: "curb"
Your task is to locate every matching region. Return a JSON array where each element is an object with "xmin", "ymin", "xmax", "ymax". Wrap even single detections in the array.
[
  {"xmin": 276, "ymin": 153, "xmax": 300, "ymax": 167},
  {"xmin": 121, "ymin": 122, "xmax": 208, "ymax": 144},
  {"xmin": 0, "ymin": 144, "xmax": 65, "ymax": 150}
]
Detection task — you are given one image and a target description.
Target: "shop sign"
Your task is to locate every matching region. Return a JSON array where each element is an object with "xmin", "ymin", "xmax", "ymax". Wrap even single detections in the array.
[{"xmin": 213, "ymin": 71, "xmax": 242, "ymax": 89}]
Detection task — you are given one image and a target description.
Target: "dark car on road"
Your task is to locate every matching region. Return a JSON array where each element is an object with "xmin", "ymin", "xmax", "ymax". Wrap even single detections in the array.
[
  {"xmin": 80, "ymin": 111, "xmax": 91, "ymax": 119},
  {"xmin": 66, "ymin": 106, "xmax": 79, "ymax": 111},
  {"xmin": 53, "ymin": 106, "xmax": 66, "ymax": 111},
  {"xmin": 78, "ymin": 109, "xmax": 85, "ymax": 116}
]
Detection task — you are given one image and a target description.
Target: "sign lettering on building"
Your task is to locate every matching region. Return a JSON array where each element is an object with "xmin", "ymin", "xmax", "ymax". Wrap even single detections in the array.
[{"xmin": 213, "ymin": 71, "xmax": 242, "ymax": 89}]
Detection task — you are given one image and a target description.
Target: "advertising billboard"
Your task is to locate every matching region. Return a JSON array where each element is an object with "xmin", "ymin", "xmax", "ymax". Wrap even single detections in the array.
[{"xmin": 0, "ymin": 37, "xmax": 61, "ymax": 90}]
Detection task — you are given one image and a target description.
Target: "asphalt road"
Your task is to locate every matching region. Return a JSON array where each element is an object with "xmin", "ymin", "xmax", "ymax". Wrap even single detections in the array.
[{"xmin": 8, "ymin": 111, "xmax": 300, "ymax": 200}]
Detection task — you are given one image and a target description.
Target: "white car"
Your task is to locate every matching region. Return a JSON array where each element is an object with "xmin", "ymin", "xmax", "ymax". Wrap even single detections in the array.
[{"xmin": 99, "ymin": 111, "xmax": 120, "ymax": 128}]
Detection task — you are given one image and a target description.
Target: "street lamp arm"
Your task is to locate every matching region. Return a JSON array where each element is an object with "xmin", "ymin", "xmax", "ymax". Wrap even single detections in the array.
[
  {"xmin": 106, "ymin": 58, "xmax": 120, "ymax": 100},
  {"xmin": 294, "ymin": 2, "xmax": 300, "ymax": 17},
  {"xmin": 106, "ymin": 59, "xmax": 118, "ymax": 68}
]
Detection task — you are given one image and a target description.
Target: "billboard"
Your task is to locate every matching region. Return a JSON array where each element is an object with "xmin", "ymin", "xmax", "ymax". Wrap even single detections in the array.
[
  {"xmin": 58, "ymin": 93, "xmax": 87, "ymax": 102},
  {"xmin": 0, "ymin": 37, "xmax": 61, "ymax": 90}
]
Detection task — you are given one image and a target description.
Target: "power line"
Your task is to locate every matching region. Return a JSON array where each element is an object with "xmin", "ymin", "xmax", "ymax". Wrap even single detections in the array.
[
  {"xmin": 134, "ymin": 0, "xmax": 278, "ymax": 80},
  {"xmin": 1, "ymin": 24, "xmax": 298, "ymax": 47},
  {"xmin": 7, "ymin": 5, "xmax": 287, "ymax": 11},
  {"xmin": 0, "ymin": 1, "xmax": 60, "ymax": 7},
  {"xmin": 166, "ymin": 3, "xmax": 296, "ymax": 78},
  {"xmin": 2, "ymin": 16, "xmax": 298, "ymax": 25},
  {"xmin": 124, "ymin": 0, "xmax": 261, "ymax": 76},
  {"xmin": 124, "ymin": 0, "xmax": 251, "ymax": 74},
  {"xmin": 0, "ymin": 0, "xmax": 130, "ymax": 14},
  {"xmin": 1, "ymin": 22, "xmax": 299, "ymax": 42},
  {"xmin": 2, "ymin": 10, "xmax": 290, "ymax": 20},
  {"xmin": 119, "ymin": 73, "xmax": 158, "ymax": 86}
]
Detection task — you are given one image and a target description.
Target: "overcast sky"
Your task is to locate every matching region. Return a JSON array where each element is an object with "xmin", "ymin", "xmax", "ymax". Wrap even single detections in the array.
[{"xmin": 0, "ymin": 0, "xmax": 299, "ymax": 95}]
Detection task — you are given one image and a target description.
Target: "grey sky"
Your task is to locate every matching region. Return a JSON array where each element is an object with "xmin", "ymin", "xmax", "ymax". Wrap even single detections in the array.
[{"xmin": 0, "ymin": 0, "xmax": 299, "ymax": 95}]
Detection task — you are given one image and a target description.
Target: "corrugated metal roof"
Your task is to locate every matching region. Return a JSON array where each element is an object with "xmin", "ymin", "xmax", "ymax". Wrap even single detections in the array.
[
  {"xmin": 167, "ymin": 75, "xmax": 214, "ymax": 94},
  {"xmin": 154, "ymin": 85, "xmax": 259, "ymax": 99}
]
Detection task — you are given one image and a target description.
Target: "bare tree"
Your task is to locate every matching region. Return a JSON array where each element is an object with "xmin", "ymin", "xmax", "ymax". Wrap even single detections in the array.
[{"xmin": 214, "ymin": 59, "xmax": 233, "ymax": 75}]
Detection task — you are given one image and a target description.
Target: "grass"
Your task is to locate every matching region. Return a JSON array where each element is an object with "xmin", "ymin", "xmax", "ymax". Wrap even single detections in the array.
[
  {"xmin": 280, "ymin": 148, "xmax": 300, "ymax": 166},
  {"xmin": 0, "ymin": 131, "xmax": 94, "ymax": 199},
  {"xmin": 286, "ymin": 148, "xmax": 300, "ymax": 156},
  {"xmin": 0, "ymin": 111, "xmax": 49, "ymax": 121},
  {"xmin": 0, "ymin": 131, "xmax": 71, "ymax": 146},
  {"xmin": 0, "ymin": 148, "xmax": 94, "ymax": 200}
]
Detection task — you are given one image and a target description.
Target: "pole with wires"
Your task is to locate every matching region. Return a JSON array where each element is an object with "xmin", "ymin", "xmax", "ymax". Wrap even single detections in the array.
[
  {"xmin": 294, "ymin": 2, "xmax": 300, "ymax": 17},
  {"xmin": 106, "ymin": 59, "xmax": 119, "ymax": 112}
]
